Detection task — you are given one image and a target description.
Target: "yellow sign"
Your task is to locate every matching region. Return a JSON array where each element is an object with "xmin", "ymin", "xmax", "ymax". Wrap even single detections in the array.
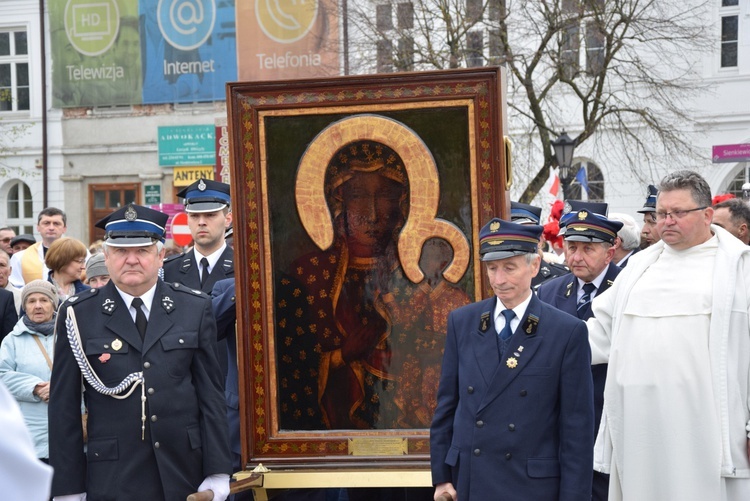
[{"xmin": 173, "ymin": 166, "xmax": 215, "ymax": 186}]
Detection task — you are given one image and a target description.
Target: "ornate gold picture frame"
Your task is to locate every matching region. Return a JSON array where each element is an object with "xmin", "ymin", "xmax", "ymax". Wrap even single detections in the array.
[{"xmin": 227, "ymin": 67, "xmax": 509, "ymax": 468}]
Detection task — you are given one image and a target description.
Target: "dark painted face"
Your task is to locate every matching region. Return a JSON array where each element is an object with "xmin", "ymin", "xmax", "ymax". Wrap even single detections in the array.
[{"xmin": 341, "ymin": 172, "xmax": 405, "ymax": 258}]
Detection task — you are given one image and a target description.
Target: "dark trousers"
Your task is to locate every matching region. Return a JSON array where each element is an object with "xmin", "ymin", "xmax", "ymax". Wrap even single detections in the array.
[{"xmin": 593, "ymin": 470, "xmax": 609, "ymax": 501}]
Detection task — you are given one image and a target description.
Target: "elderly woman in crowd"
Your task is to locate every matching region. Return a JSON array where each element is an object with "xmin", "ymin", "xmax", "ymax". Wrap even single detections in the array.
[
  {"xmin": 0, "ymin": 280, "xmax": 59, "ymax": 464},
  {"xmin": 45, "ymin": 237, "xmax": 89, "ymax": 302},
  {"xmin": 83, "ymin": 253, "xmax": 109, "ymax": 289}
]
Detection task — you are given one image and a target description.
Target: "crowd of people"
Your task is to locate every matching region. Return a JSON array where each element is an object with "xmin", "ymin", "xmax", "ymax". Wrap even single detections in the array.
[{"xmin": 3, "ymin": 170, "xmax": 750, "ymax": 501}]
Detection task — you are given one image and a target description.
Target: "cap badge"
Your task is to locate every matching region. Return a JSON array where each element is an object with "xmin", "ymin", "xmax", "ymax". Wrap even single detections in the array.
[
  {"xmin": 490, "ymin": 220, "xmax": 501, "ymax": 232},
  {"xmin": 577, "ymin": 210, "xmax": 588, "ymax": 220},
  {"xmin": 198, "ymin": 179, "xmax": 207, "ymax": 191},
  {"xmin": 125, "ymin": 205, "xmax": 138, "ymax": 222},
  {"xmin": 111, "ymin": 339, "xmax": 123, "ymax": 351}
]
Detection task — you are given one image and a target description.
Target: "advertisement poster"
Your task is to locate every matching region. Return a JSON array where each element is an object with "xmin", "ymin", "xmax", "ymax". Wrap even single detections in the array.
[
  {"xmin": 139, "ymin": 0, "xmax": 237, "ymax": 103},
  {"xmin": 50, "ymin": 0, "xmax": 237, "ymax": 107},
  {"xmin": 50, "ymin": 0, "xmax": 143, "ymax": 107},
  {"xmin": 236, "ymin": 0, "xmax": 340, "ymax": 81}
]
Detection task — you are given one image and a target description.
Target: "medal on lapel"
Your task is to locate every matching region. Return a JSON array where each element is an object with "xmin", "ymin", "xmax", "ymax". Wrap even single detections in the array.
[
  {"xmin": 506, "ymin": 357, "xmax": 518, "ymax": 369},
  {"xmin": 479, "ymin": 311, "xmax": 491, "ymax": 332},
  {"xmin": 112, "ymin": 339, "xmax": 123, "ymax": 351},
  {"xmin": 522, "ymin": 314, "xmax": 539, "ymax": 335},
  {"xmin": 564, "ymin": 282, "xmax": 573, "ymax": 298}
]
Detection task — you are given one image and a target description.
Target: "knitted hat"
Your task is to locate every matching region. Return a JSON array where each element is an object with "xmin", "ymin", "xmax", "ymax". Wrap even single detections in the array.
[
  {"xmin": 85, "ymin": 253, "xmax": 108, "ymax": 281},
  {"xmin": 21, "ymin": 279, "xmax": 58, "ymax": 307}
]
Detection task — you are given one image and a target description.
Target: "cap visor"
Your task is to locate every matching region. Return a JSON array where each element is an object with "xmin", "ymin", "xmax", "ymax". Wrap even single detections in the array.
[
  {"xmin": 185, "ymin": 202, "xmax": 228, "ymax": 213},
  {"xmin": 564, "ymin": 234, "xmax": 607, "ymax": 243},
  {"xmin": 104, "ymin": 236, "xmax": 159, "ymax": 247},
  {"xmin": 481, "ymin": 250, "xmax": 529, "ymax": 262}
]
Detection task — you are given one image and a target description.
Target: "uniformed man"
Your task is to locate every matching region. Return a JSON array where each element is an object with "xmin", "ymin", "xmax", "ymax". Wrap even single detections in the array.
[
  {"xmin": 49, "ymin": 204, "xmax": 231, "ymax": 501},
  {"xmin": 536, "ymin": 204, "xmax": 623, "ymax": 501},
  {"xmin": 637, "ymin": 184, "xmax": 661, "ymax": 248},
  {"xmin": 163, "ymin": 178, "xmax": 233, "ymax": 293},
  {"xmin": 431, "ymin": 218, "xmax": 594, "ymax": 500},
  {"xmin": 510, "ymin": 201, "xmax": 569, "ymax": 288}
]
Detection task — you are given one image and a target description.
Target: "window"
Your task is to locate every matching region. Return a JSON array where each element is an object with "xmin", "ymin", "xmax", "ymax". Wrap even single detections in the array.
[
  {"xmin": 397, "ymin": 37, "xmax": 414, "ymax": 71},
  {"xmin": 489, "ymin": 29, "xmax": 506, "ymax": 65},
  {"xmin": 376, "ymin": 4, "xmax": 393, "ymax": 30},
  {"xmin": 585, "ymin": 21, "xmax": 606, "ymax": 75},
  {"xmin": 4, "ymin": 180, "xmax": 34, "ymax": 234},
  {"xmin": 465, "ymin": 30, "xmax": 484, "ymax": 67},
  {"xmin": 467, "ymin": 0, "xmax": 483, "ymax": 24},
  {"xmin": 377, "ymin": 39, "xmax": 394, "ymax": 73},
  {"xmin": 722, "ymin": 0, "xmax": 738, "ymax": 6},
  {"xmin": 0, "ymin": 29, "xmax": 29, "ymax": 112},
  {"xmin": 721, "ymin": 15, "xmax": 738, "ymax": 67},
  {"xmin": 560, "ymin": 22, "xmax": 580, "ymax": 79},
  {"xmin": 397, "ymin": 2, "xmax": 414, "ymax": 29},
  {"xmin": 566, "ymin": 161, "xmax": 604, "ymax": 201},
  {"xmin": 725, "ymin": 165, "xmax": 750, "ymax": 198},
  {"xmin": 89, "ymin": 183, "xmax": 139, "ymax": 242}
]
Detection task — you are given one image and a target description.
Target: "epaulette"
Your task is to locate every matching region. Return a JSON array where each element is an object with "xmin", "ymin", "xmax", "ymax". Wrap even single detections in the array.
[
  {"xmin": 64, "ymin": 287, "xmax": 100, "ymax": 305},
  {"xmin": 163, "ymin": 252, "xmax": 185, "ymax": 264},
  {"xmin": 167, "ymin": 281, "xmax": 210, "ymax": 298}
]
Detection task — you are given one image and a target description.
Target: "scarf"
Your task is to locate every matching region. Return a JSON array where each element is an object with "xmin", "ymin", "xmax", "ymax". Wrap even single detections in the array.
[{"xmin": 23, "ymin": 313, "xmax": 57, "ymax": 337}]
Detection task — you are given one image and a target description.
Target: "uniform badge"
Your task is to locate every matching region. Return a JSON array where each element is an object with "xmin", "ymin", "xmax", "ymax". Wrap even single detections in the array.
[
  {"xmin": 490, "ymin": 220, "xmax": 501, "ymax": 232},
  {"xmin": 102, "ymin": 298, "xmax": 116, "ymax": 314},
  {"xmin": 522, "ymin": 314, "xmax": 539, "ymax": 335},
  {"xmin": 125, "ymin": 205, "xmax": 138, "ymax": 222},
  {"xmin": 518, "ymin": 345, "xmax": 524, "ymax": 352},
  {"xmin": 198, "ymin": 179, "xmax": 207, "ymax": 191},
  {"xmin": 565, "ymin": 282, "xmax": 574, "ymax": 298},
  {"xmin": 69, "ymin": 296, "xmax": 78, "ymax": 302},
  {"xmin": 506, "ymin": 357, "xmax": 518, "ymax": 369},
  {"xmin": 99, "ymin": 353, "xmax": 111, "ymax": 364},
  {"xmin": 111, "ymin": 339, "xmax": 123, "ymax": 351},
  {"xmin": 607, "ymin": 279, "xmax": 614, "ymax": 286},
  {"xmin": 479, "ymin": 312, "xmax": 491, "ymax": 332},
  {"xmin": 162, "ymin": 296, "xmax": 175, "ymax": 313},
  {"xmin": 577, "ymin": 210, "xmax": 588, "ymax": 220}
]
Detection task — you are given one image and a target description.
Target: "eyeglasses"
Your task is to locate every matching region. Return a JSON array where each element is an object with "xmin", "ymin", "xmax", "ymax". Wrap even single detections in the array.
[{"xmin": 654, "ymin": 206, "xmax": 707, "ymax": 221}]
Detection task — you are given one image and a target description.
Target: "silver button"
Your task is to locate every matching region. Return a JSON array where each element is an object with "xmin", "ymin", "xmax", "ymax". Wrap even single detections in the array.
[
  {"xmin": 151, "ymin": 415, "xmax": 158, "ymax": 422},
  {"xmin": 154, "ymin": 442, "xmax": 160, "ymax": 449},
  {"xmin": 178, "ymin": 338, "xmax": 184, "ymax": 344},
  {"xmin": 148, "ymin": 388, "xmax": 155, "ymax": 395},
  {"xmin": 144, "ymin": 362, "xmax": 151, "ymax": 369}
]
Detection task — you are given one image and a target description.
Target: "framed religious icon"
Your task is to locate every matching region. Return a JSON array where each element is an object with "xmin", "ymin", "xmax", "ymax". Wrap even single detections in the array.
[{"xmin": 227, "ymin": 67, "xmax": 510, "ymax": 468}]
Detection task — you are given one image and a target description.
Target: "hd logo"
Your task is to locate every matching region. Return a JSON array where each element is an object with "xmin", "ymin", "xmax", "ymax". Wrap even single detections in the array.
[{"xmin": 256, "ymin": 0, "xmax": 318, "ymax": 43}]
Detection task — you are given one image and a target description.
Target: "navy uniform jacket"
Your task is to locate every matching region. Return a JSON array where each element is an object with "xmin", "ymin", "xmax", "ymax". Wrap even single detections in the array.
[
  {"xmin": 536, "ymin": 261, "xmax": 620, "ymax": 437},
  {"xmin": 163, "ymin": 246, "xmax": 234, "ymax": 294},
  {"xmin": 0, "ymin": 287, "xmax": 18, "ymax": 343},
  {"xmin": 211, "ymin": 278, "xmax": 242, "ymax": 465},
  {"xmin": 49, "ymin": 280, "xmax": 231, "ymax": 500},
  {"xmin": 430, "ymin": 294, "xmax": 594, "ymax": 501}
]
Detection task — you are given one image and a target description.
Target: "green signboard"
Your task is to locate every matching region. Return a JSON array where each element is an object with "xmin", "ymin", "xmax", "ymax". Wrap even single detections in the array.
[
  {"xmin": 158, "ymin": 125, "xmax": 216, "ymax": 167},
  {"xmin": 144, "ymin": 184, "xmax": 161, "ymax": 205}
]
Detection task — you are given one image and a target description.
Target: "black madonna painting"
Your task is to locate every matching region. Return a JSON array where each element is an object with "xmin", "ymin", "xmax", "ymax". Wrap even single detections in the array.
[{"xmin": 227, "ymin": 68, "xmax": 509, "ymax": 466}]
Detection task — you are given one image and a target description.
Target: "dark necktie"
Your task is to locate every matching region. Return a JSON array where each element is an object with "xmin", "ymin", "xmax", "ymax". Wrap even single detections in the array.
[
  {"xmin": 498, "ymin": 309, "xmax": 516, "ymax": 341},
  {"xmin": 200, "ymin": 257, "xmax": 210, "ymax": 288},
  {"xmin": 131, "ymin": 297, "xmax": 148, "ymax": 340},
  {"xmin": 577, "ymin": 283, "xmax": 597, "ymax": 319}
]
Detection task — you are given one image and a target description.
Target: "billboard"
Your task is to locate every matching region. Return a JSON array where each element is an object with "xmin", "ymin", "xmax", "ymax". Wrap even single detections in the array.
[
  {"xmin": 50, "ymin": 0, "xmax": 237, "ymax": 107},
  {"xmin": 236, "ymin": 0, "xmax": 340, "ymax": 80}
]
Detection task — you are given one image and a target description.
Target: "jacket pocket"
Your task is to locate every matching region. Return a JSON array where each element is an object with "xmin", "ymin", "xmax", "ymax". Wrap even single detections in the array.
[
  {"xmin": 87, "ymin": 437, "xmax": 119, "ymax": 462},
  {"xmin": 527, "ymin": 457, "xmax": 560, "ymax": 478},
  {"xmin": 445, "ymin": 446, "xmax": 459, "ymax": 467},
  {"xmin": 187, "ymin": 424, "xmax": 202, "ymax": 450}
]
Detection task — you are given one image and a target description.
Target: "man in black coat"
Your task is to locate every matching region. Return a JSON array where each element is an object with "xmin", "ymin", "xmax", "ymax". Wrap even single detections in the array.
[
  {"xmin": 0, "ymin": 287, "xmax": 17, "ymax": 342},
  {"xmin": 536, "ymin": 204, "xmax": 623, "ymax": 501},
  {"xmin": 49, "ymin": 204, "xmax": 231, "ymax": 501},
  {"xmin": 163, "ymin": 178, "xmax": 234, "ymax": 293}
]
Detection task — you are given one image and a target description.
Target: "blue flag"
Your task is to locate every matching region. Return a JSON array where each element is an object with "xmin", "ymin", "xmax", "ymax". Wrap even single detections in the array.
[{"xmin": 576, "ymin": 165, "xmax": 590, "ymax": 196}]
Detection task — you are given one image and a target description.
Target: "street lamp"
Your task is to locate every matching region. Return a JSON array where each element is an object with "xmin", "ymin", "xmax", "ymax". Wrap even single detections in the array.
[{"xmin": 551, "ymin": 131, "xmax": 576, "ymax": 199}]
